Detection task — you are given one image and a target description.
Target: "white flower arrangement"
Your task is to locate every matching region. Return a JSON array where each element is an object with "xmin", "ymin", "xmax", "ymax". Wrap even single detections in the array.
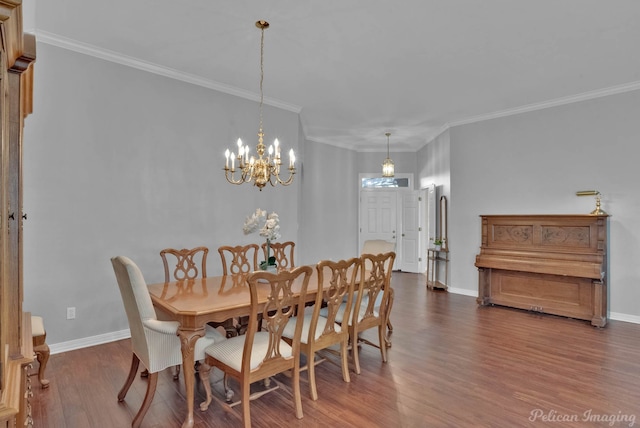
[{"xmin": 243, "ymin": 208, "xmax": 281, "ymax": 269}]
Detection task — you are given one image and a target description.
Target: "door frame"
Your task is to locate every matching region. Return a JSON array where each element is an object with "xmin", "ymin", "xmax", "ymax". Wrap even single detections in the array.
[{"xmin": 358, "ymin": 173, "xmax": 417, "ymax": 270}]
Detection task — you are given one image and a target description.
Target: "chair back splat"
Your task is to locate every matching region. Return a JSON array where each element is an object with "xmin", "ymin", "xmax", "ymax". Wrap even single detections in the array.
[
  {"xmin": 218, "ymin": 244, "xmax": 259, "ymax": 275},
  {"xmin": 262, "ymin": 241, "xmax": 295, "ymax": 270}
]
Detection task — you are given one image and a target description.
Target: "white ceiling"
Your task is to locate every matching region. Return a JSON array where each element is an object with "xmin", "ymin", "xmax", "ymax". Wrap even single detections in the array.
[{"xmin": 32, "ymin": 1, "xmax": 640, "ymax": 152}]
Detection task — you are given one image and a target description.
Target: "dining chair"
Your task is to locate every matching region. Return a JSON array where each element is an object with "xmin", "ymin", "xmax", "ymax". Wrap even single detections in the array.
[
  {"xmin": 161, "ymin": 247, "xmax": 237, "ymax": 339},
  {"xmin": 111, "ymin": 255, "xmax": 226, "ymax": 428},
  {"xmin": 283, "ymin": 258, "xmax": 360, "ymax": 400},
  {"xmin": 349, "ymin": 251, "xmax": 395, "ymax": 374},
  {"xmin": 218, "ymin": 244, "xmax": 260, "ymax": 334},
  {"xmin": 261, "ymin": 240, "xmax": 295, "ymax": 270},
  {"xmin": 218, "ymin": 244, "xmax": 259, "ymax": 275},
  {"xmin": 361, "ymin": 239, "xmax": 396, "ymax": 337},
  {"xmin": 198, "ymin": 266, "xmax": 312, "ymax": 428}
]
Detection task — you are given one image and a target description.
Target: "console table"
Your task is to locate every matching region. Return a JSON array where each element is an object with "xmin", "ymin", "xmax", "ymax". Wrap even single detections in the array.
[{"xmin": 475, "ymin": 214, "xmax": 608, "ymax": 327}]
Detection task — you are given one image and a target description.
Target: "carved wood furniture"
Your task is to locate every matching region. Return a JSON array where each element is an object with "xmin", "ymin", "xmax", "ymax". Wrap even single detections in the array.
[
  {"xmin": 0, "ymin": 2, "xmax": 36, "ymax": 426},
  {"xmin": 199, "ymin": 267, "xmax": 312, "ymax": 428},
  {"xmin": 286, "ymin": 258, "xmax": 361, "ymax": 401},
  {"xmin": 147, "ymin": 268, "xmax": 320, "ymax": 428},
  {"xmin": 261, "ymin": 240, "xmax": 295, "ymax": 270},
  {"xmin": 475, "ymin": 214, "xmax": 608, "ymax": 327}
]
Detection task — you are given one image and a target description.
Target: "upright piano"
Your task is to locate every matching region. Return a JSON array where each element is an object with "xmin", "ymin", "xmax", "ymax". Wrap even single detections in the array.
[{"xmin": 475, "ymin": 214, "xmax": 608, "ymax": 327}]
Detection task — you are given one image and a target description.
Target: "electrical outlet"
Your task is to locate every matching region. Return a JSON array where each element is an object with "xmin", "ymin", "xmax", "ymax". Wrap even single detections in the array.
[{"xmin": 67, "ymin": 307, "xmax": 76, "ymax": 320}]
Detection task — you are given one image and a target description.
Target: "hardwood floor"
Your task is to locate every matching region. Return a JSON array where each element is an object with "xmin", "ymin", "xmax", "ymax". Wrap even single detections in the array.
[{"xmin": 31, "ymin": 272, "xmax": 640, "ymax": 427}]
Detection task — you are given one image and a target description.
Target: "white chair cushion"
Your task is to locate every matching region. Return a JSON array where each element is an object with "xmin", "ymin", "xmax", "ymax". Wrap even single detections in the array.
[
  {"xmin": 282, "ymin": 313, "xmax": 341, "ymax": 344},
  {"xmin": 194, "ymin": 325, "xmax": 227, "ymax": 361},
  {"xmin": 205, "ymin": 331, "xmax": 292, "ymax": 372}
]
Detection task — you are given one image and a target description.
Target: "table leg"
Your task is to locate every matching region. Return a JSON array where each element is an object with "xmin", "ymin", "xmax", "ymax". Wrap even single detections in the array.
[{"xmin": 178, "ymin": 327, "xmax": 204, "ymax": 428}]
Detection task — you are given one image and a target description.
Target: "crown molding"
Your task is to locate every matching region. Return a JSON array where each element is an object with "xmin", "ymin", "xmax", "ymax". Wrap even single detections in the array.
[
  {"xmin": 34, "ymin": 30, "xmax": 302, "ymax": 114},
  {"xmin": 448, "ymin": 80, "xmax": 640, "ymax": 128}
]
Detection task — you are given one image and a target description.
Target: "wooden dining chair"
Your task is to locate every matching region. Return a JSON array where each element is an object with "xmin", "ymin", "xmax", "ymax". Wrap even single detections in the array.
[
  {"xmin": 261, "ymin": 240, "xmax": 295, "ymax": 270},
  {"xmin": 361, "ymin": 239, "xmax": 396, "ymax": 338},
  {"xmin": 161, "ymin": 247, "xmax": 237, "ymax": 339},
  {"xmin": 111, "ymin": 256, "xmax": 225, "ymax": 428},
  {"xmin": 349, "ymin": 251, "xmax": 395, "ymax": 374},
  {"xmin": 198, "ymin": 266, "xmax": 312, "ymax": 428},
  {"xmin": 218, "ymin": 244, "xmax": 261, "ymax": 334},
  {"xmin": 218, "ymin": 244, "xmax": 259, "ymax": 275},
  {"xmin": 283, "ymin": 258, "xmax": 360, "ymax": 400}
]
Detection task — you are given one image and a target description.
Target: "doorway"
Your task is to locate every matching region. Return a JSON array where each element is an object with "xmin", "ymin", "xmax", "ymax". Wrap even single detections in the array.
[{"xmin": 358, "ymin": 174, "xmax": 433, "ymax": 273}]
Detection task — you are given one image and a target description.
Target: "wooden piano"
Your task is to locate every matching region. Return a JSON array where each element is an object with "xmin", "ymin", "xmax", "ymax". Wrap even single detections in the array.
[{"xmin": 475, "ymin": 214, "xmax": 608, "ymax": 327}]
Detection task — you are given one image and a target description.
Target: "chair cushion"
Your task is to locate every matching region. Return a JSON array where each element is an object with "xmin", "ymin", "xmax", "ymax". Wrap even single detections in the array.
[
  {"xmin": 194, "ymin": 324, "xmax": 227, "ymax": 361},
  {"xmin": 282, "ymin": 313, "xmax": 341, "ymax": 344},
  {"xmin": 31, "ymin": 316, "xmax": 45, "ymax": 337},
  {"xmin": 205, "ymin": 331, "xmax": 292, "ymax": 372}
]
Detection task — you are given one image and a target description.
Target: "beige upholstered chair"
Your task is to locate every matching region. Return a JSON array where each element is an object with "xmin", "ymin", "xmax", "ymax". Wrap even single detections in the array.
[
  {"xmin": 111, "ymin": 256, "xmax": 225, "ymax": 428},
  {"xmin": 198, "ymin": 266, "xmax": 312, "ymax": 428},
  {"xmin": 218, "ymin": 244, "xmax": 259, "ymax": 275},
  {"xmin": 350, "ymin": 252, "xmax": 395, "ymax": 374},
  {"xmin": 361, "ymin": 239, "xmax": 396, "ymax": 336},
  {"xmin": 161, "ymin": 247, "xmax": 236, "ymax": 338},
  {"xmin": 261, "ymin": 240, "xmax": 295, "ymax": 270},
  {"xmin": 31, "ymin": 315, "xmax": 50, "ymax": 388},
  {"xmin": 284, "ymin": 258, "xmax": 360, "ymax": 400}
]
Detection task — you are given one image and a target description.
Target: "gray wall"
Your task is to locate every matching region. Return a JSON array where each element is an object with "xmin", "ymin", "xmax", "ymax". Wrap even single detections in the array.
[
  {"xmin": 23, "ymin": 43, "xmax": 301, "ymax": 344},
  {"xmin": 446, "ymin": 90, "xmax": 640, "ymax": 319}
]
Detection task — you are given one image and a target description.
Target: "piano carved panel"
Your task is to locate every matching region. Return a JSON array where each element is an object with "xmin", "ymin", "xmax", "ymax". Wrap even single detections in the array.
[
  {"xmin": 476, "ymin": 214, "xmax": 608, "ymax": 327},
  {"xmin": 540, "ymin": 226, "xmax": 590, "ymax": 247}
]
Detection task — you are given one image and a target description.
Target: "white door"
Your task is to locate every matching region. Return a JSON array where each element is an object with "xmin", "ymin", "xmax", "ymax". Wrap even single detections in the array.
[
  {"xmin": 359, "ymin": 191, "xmax": 397, "ymax": 252},
  {"xmin": 400, "ymin": 192, "xmax": 420, "ymax": 272}
]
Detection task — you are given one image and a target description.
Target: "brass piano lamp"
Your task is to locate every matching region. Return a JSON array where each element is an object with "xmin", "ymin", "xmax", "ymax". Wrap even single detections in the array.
[{"xmin": 576, "ymin": 190, "xmax": 607, "ymax": 215}]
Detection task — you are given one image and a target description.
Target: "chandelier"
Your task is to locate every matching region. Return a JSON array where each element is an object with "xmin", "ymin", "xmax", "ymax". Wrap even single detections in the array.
[
  {"xmin": 382, "ymin": 132, "xmax": 395, "ymax": 177},
  {"xmin": 223, "ymin": 20, "xmax": 296, "ymax": 191}
]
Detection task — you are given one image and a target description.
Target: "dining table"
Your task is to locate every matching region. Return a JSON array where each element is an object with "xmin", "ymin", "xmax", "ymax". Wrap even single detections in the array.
[{"xmin": 147, "ymin": 268, "xmax": 320, "ymax": 428}]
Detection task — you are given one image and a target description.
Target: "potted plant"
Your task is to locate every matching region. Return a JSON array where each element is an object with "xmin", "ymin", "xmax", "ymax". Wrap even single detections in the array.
[{"xmin": 433, "ymin": 238, "xmax": 443, "ymax": 251}]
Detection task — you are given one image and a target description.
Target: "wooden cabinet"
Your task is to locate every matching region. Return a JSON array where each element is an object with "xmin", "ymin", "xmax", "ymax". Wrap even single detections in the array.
[
  {"xmin": 0, "ymin": 2, "xmax": 36, "ymax": 426},
  {"xmin": 475, "ymin": 214, "xmax": 608, "ymax": 327}
]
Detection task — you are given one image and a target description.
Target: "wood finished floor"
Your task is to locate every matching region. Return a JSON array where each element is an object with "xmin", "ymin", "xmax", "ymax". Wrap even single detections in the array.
[{"xmin": 31, "ymin": 272, "xmax": 640, "ymax": 427}]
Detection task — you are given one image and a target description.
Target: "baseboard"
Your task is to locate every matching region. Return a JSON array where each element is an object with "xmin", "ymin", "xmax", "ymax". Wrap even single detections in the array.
[
  {"xmin": 50, "ymin": 329, "xmax": 130, "ymax": 355},
  {"xmin": 446, "ymin": 288, "xmax": 640, "ymax": 325}
]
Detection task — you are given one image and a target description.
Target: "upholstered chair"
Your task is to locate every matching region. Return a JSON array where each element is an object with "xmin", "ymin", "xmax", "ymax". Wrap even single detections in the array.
[{"xmin": 111, "ymin": 256, "xmax": 225, "ymax": 428}]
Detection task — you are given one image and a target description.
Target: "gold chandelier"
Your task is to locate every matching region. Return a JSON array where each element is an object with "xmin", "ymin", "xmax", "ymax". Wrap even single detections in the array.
[
  {"xmin": 382, "ymin": 132, "xmax": 395, "ymax": 177},
  {"xmin": 224, "ymin": 20, "xmax": 296, "ymax": 191}
]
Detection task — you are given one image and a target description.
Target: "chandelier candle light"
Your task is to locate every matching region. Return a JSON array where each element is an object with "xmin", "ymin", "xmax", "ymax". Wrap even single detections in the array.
[{"xmin": 223, "ymin": 20, "xmax": 296, "ymax": 190}]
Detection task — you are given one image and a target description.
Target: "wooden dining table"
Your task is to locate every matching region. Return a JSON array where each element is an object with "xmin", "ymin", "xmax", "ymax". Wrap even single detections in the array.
[{"xmin": 147, "ymin": 268, "xmax": 320, "ymax": 428}]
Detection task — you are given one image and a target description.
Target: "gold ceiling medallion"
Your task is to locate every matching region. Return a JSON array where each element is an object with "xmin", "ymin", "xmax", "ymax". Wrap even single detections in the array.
[
  {"xmin": 382, "ymin": 132, "xmax": 395, "ymax": 177},
  {"xmin": 223, "ymin": 20, "xmax": 296, "ymax": 190}
]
